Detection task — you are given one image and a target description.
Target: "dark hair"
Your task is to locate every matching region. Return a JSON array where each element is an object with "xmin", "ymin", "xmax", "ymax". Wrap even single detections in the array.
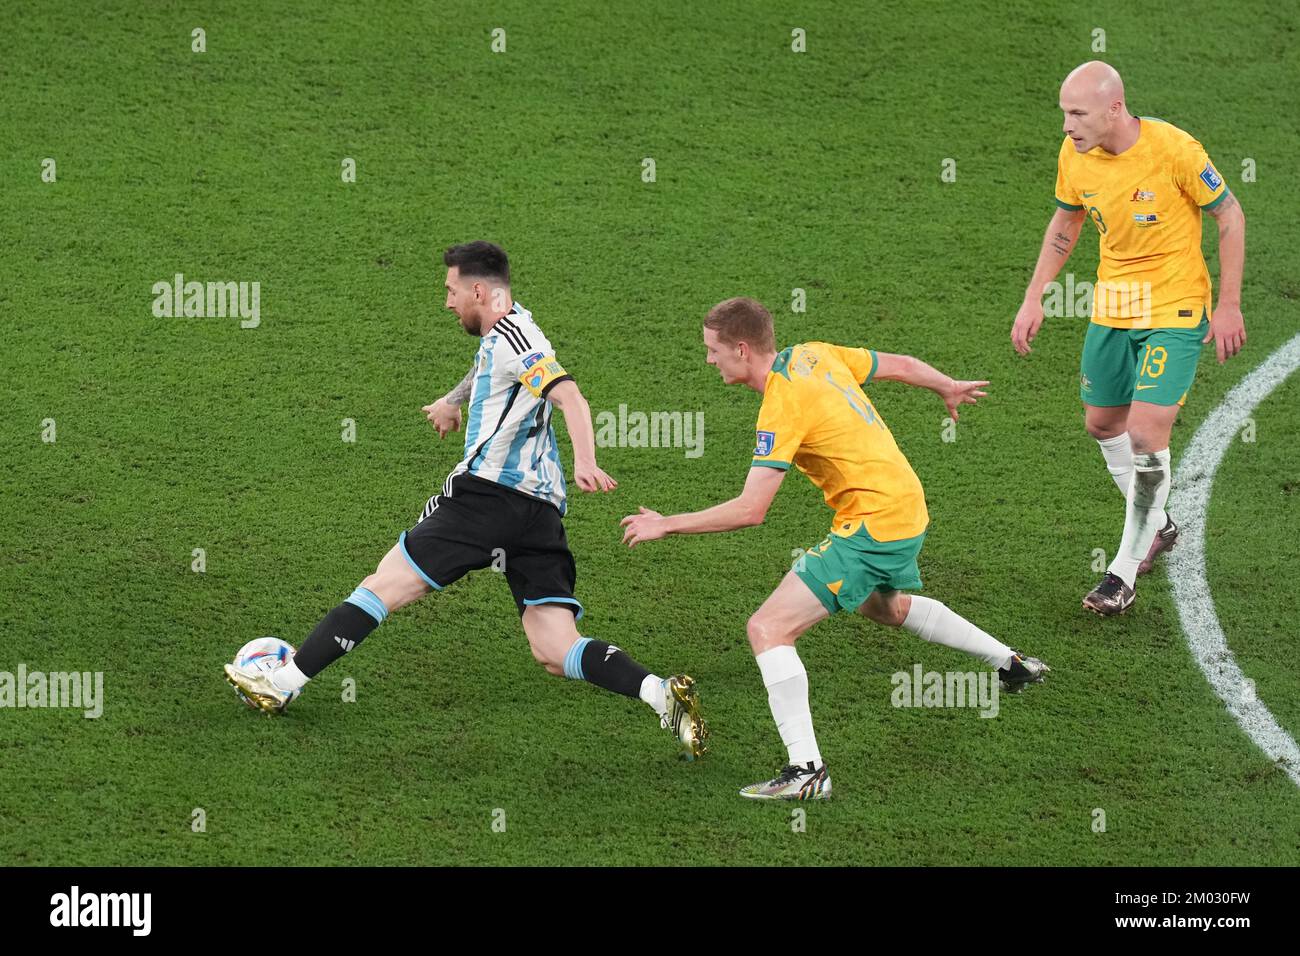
[
  {"xmin": 704, "ymin": 297, "xmax": 776, "ymax": 353},
  {"xmin": 443, "ymin": 241, "xmax": 510, "ymax": 284}
]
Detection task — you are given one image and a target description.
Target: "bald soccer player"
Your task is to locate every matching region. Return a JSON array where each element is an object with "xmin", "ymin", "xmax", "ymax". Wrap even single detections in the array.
[{"xmin": 1011, "ymin": 61, "xmax": 1246, "ymax": 615}]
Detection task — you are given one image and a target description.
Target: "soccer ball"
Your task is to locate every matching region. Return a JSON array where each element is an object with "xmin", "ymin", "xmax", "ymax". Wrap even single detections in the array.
[{"xmin": 231, "ymin": 637, "xmax": 299, "ymax": 709}]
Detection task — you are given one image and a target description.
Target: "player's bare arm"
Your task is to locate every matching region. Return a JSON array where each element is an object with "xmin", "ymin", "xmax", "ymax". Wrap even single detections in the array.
[
  {"xmin": 1012, "ymin": 206, "xmax": 1087, "ymax": 355},
  {"xmin": 872, "ymin": 352, "xmax": 989, "ymax": 421},
  {"xmin": 1204, "ymin": 191, "xmax": 1247, "ymax": 363},
  {"xmin": 620, "ymin": 465, "xmax": 784, "ymax": 547},
  {"xmin": 422, "ymin": 364, "xmax": 474, "ymax": 438},
  {"xmin": 546, "ymin": 379, "xmax": 617, "ymax": 492}
]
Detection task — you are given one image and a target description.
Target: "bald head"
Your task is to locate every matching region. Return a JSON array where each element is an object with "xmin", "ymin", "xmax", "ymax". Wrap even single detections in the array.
[
  {"xmin": 1061, "ymin": 60, "xmax": 1125, "ymax": 106},
  {"xmin": 1059, "ymin": 61, "xmax": 1138, "ymax": 154}
]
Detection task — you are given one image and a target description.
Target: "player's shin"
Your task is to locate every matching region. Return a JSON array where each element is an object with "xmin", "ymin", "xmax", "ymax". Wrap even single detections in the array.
[
  {"xmin": 901, "ymin": 595, "xmax": 1015, "ymax": 669},
  {"xmin": 1107, "ymin": 449, "xmax": 1172, "ymax": 587},
  {"xmin": 1096, "ymin": 431, "xmax": 1169, "ymax": 527},
  {"xmin": 755, "ymin": 645, "xmax": 822, "ymax": 766},
  {"xmin": 561, "ymin": 636, "xmax": 654, "ymax": 700},
  {"xmin": 277, "ymin": 586, "xmax": 388, "ymax": 691}
]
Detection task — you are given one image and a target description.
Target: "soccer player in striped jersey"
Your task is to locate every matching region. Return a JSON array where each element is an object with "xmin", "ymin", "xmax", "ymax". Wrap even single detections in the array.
[
  {"xmin": 621, "ymin": 298, "xmax": 1048, "ymax": 800},
  {"xmin": 1011, "ymin": 61, "xmax": 1247, "ymax": 614},
  {"xmin": 225, "ymin": 241, "xmax": 707, "ymax": 759}
]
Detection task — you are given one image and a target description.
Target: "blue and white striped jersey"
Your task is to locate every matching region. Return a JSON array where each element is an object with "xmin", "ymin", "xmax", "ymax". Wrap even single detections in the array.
[{"xmin": 445, "ymin": 303, "xmax": 573, "ymax": 514}]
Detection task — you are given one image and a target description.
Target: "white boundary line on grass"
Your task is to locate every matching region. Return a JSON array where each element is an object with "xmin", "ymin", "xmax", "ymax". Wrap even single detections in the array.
[{"xmin": 1166, "ymin": 331, "xmax": 1300, "ymax": 788}]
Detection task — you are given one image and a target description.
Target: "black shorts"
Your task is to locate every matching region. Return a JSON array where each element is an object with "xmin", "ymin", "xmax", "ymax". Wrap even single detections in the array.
[{"xmin": 398, "ymin": 472, "xmax": 581, "ymax": 619}]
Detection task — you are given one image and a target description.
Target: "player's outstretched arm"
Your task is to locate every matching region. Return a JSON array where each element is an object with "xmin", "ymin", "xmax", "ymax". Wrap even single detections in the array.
[
  {"xmin": 422, "ymin": 364, "xmax": 474, "ymax": 438},
  {"xmin": 872, "ymin": 352, "xmax": 988, "ymax": 421},
  {"xmin": 620, "ymin": 466, "xmax": 784, "ymax": 547},
  {"xmin": 545, "ymin": 379, "xmax": 617, "ymax": 492},
  {"xmin": 1205, "ymin": 192, "xmax": 1247, "ymax": 363},
  {"xmin": 1012, "ymin": 206, "xmax": 1086, "ymax": 355}
]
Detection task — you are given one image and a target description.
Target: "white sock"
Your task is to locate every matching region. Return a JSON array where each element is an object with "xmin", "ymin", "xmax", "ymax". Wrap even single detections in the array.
[
  {"xmin": 1108, "ymin": 448, "xmax": 1172, "ymax": 588},
  {"xmin": 1097, "ymin": 431, "xmax": 1167, "ymax": 526},
  {"xmin": 1096, "ymin": 431, "xmax": 1134, "ymax": 495},
  {"xmin": 639, "ymin": 674, "xmax": 667, "ymax": 716},
  {"xmin": 755, "ymin": 645, "xmax": 821, "ymax": 767},
  {"xmin": 271, "ymin": 658, "xmax": 309, "ymax": 692},
  {"xmin": 902, "ymin": 595, "xmax": 1015, "ymax": 670}
]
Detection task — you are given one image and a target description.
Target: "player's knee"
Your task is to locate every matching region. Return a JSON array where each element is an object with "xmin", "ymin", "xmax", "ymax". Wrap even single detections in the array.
[
  {"xmin": 886, "ymin": 602, "xmax": 908, "ymax": 627},
  {"xmin": 860, "ymin": 594, "xmax": 906, "ymax": 628},
  {"xmin": 538, "ymin": 657, "xmax": 564, "ymax": 677},
  {"xmin": 1085, "ymin": 416, "xmax": 1125, "ymax": 440},
  {"xmin": 877, "ymin": 603, "xmax": 907, "ymax": 628},
  {"xmin": 523, "ymin": 625, "xmax": 569, "ymax": 674},
  {"xmin": 528, "ymin": 639, "xmax": 562, "ymax": 674},
  {"xmin": 360, "ymin": 571, "xmax": 420, "ymax": 613},
  {"xmin": 746, "ymin": 612, "xmax": 784, "ymax": 652}
]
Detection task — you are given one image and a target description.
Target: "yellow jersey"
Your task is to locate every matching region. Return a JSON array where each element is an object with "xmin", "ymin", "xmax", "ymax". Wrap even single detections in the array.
[
  {"xmin": 1054, "ymin": 117, "xmax": 1229, "ymax": 329},
  {"xmin": 751, "ymin": 342, "xmax": 929, "ymax": 541}
]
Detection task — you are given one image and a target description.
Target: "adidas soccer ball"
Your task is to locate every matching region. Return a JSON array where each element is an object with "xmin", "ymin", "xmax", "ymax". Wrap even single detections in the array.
[{"xmin": 231, "ymin": 637, "xmax": 298, "ymax": 709}]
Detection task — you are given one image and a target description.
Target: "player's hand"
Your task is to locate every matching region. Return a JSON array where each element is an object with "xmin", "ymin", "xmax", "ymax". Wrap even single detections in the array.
[
  {"xmin": 422, "ymin": 398, "xmax": 462, "ymax": 438},
  {"xmin": 1011, "ymin": 299, "xmax": 1045, "ymax": 356},
  {"xmin": 575, "ymin": 461, "xmax": 618, "ymax": 493},
  {"xmin": 939, "ymin": 379, "xmax": 989, "ymax": 421},
  {"xmin": 1204, "ymin": 305, "xmax": 1246, "ymax": 364},
  {"xmin": 620, "ymin": 506, "xmax": 666, "ymax": 547}
]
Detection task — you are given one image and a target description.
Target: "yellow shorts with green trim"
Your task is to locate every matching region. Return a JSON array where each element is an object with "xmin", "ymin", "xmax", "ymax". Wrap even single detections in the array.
[{"xmin": 793, "ymin": 525, "xmax": 926, "ymax": 615}]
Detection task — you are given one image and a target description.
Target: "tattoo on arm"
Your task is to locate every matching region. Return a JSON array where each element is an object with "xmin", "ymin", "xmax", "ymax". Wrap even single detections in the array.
[
  {"xmin": 1051, "ymin": 231, "xmax": 1073, "ymax": 257},
  {"xmin": 1208, "ymin": 192, "xmax": 1240, "ymax": 220},
  {"xmin": 445, "ymin": 366, "xmax": 475, "ymax": 405}
]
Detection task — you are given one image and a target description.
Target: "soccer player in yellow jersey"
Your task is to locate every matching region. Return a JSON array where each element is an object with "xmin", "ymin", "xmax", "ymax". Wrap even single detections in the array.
[
  {"xmin": 1011, "ymin": 61, "xmax": 1247, "ymax": 614},
  {"xmin": 620, "ymin": 298, "xmax": 1049, "ymax": 800}
]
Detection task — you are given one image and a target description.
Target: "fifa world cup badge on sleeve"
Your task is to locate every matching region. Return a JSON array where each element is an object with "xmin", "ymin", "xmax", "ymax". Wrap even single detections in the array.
[
  {"xmin": 1199, "ymin": 162, "xmax": 1222, "ymax": 191},
  {"xmin": 755, "ymin": 430, "xmax": 775, "ymax": 456}
]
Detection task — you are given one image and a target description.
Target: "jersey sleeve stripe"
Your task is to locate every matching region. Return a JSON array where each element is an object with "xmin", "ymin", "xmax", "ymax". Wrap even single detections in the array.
[
  {"xmin": 539, "ymin": 373, "xmax": 574, "ymax": 399},
  {"xmin": 1201, "ymin": 189, "xmax": 1230, "ymax": 210},
  {"xmin": 752, "ymin": 459, "xmax": 791, "ymax": 470},
  {"xmin": 1054, "ymin": 197, "xmax": 1084, "ymax": 211}
]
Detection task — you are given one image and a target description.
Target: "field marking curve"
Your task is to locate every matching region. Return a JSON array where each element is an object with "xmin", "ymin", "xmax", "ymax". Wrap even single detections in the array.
[{"xmin": 1166, "ymin": 331, "xmax": 1300, "ymax": 788}]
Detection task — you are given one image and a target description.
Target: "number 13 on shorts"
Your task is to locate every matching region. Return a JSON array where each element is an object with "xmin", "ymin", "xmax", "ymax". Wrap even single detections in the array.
[{"xmin": 1138, "ymin": 344, "xmax": 1167, "ymax": 381}]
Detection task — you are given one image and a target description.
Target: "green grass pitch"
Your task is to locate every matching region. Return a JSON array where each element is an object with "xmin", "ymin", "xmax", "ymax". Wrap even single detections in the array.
[{"xmin": 2, "ymin": 0, "xmax": 1298, "ymax": 866}]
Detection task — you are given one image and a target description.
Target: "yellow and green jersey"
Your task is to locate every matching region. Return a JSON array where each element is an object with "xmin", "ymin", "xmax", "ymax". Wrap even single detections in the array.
[
  {"xmin": 751, "ymin": 342, "xmax": 929, "ymax": 542},
  {"xmin": 1054, "ymin": 117, "xmax": 1229, "ymax": 329}
]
